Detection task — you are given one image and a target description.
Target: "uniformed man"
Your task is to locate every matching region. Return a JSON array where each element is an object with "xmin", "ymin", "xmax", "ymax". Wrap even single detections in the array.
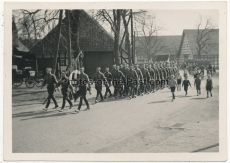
[
  {"xmin": 110, "ymin": 64, "xmax": 117, "ymax": 77},
  {"xmin": 158, "ymin": 62, "xmax": 164, "ymax": 89},
  {"xmin": 104, "ymin": 67, "xmax": 113, "ymax": 99},
  {"xmin": 56, "ymin": 72, "xmax": 73, "ymax": 112},
  {"xmin": 140, "ymin": 63, "xmax": 150, "ymax": 94},
  {"xmin": 123, "ymin": 63, "xmax": 130, "ymax": 96},
  {"xmin": 113, "ymin": 65, "xmax": 125, "ymax": 98},
  {"xmin": 152, "ymin": 63, "xmax": 158, "ymax": 91},
  {"xmin": 161, "ymin": 62, "xmax": 167, "ymax": 88},
  {"xmin": 148, "ymin": 64, "xmax": 155, "ymax": 93},
  {"xmin": 75, "ymin": 67, "xmax": 91, "ymax": 113},
  {"xmin": 41, "ymin": 67, "xmax": 59, "ymax": 111},
  {"xmin": 119, "ymin": 64, "xmax": 125, "ymax": 95},
  {"xmin": 127, "ymin": 64, "xmax": 138, "ymax": 99},
  {"xmin": 165, "ymin": 62, "xmax": 171, "ymax": 80},
  {"xmin": 145, "ymin": 64, "xmax": 151, "ymax": 93},
  {"xmin": 135, "ymin": 64, "xmax": 143, "ymax": 96},
  {"xmin": 94, "ymin": 67, "xmax": 106, "ymax": 103},
  {"xmin": 110, "ymin": 64, "xmax": 117, "ymax": 95}
]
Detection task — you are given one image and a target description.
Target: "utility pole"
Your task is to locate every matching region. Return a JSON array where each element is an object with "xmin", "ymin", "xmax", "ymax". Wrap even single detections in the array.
[
  {"xmin": 52, "ymin": 10, "xmax": 63, "ymax": 76},
  {"xmin": 66, "ymin": 10, "xmax": 72, "ymax": 69},
  {"xmin": 134, "ymin": 31, "xmax": 136, "ymax": 64},
  {"xmin": 130, "ymin": 9, "xmax": 134, "ymax": 64}
]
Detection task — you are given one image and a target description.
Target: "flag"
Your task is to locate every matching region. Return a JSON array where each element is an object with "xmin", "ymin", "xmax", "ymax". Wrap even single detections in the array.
[{"xmin": 167, "ymin": 55, "xmax": 170, "ymax": 63}]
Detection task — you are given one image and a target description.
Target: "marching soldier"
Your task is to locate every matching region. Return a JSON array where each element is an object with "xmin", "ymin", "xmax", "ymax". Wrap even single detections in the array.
[
  {"xmin": 104, "ymin": 67, "xmax": 113, "ymax": 99},
  {"xmin": 158, "ymin": 62, "xmax": 164, "ymax": 89},
  {"xmin": 119, "ymin": 64, "xmax": 125, "ymax": 95},
  {"xmin": 153, "ymin": 63, "xmax": 159, "ymax": 91},
  {"xmin": 94, "ymin": 67, "xmax": 106, "ymax": 103},
  {"xmin": 140, "ymin": 64, "xmax": 150, "ymax": 94},
  {"xmin": 41, "ymin": 67, "xmax": 59, "ymax": 111},
  {"xmin": 75, "ymin": 67, "xmax": 91, "ymax": 113},
  {"xmin": 127, "ymin": 64, "xmax": 138, "ymax": 99},
  {"xmin": 148, "ymin": 64, "xmax": 155, "ymax": 93},
  {"xmin": 135, "ymin": 64, "xmax": 143, "ymax": 96},
  {"xmin": 113, "ymin": 65, "xmax": 125, "ymax": 98},
  {"xmin": 110, "ymin": 64, "xmax": 117, "ymax": 95},
  {"xmin": 56, "ymin": 72, "xmax": 73, "ymax": 112},
  {"xmin": 161, "ymin": 62, "xmax": 167, "ymax": 88},
  {"xmin": 123, "ymin": 63, "xmax": 130, "ymax": 96}
]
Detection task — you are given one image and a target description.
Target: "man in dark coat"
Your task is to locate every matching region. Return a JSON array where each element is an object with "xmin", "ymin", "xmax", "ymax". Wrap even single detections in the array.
[
  {"xmin": 41, "ymin": 67, "xmax": 59, "ymax": 111},
  {"xmin": 113, "ymin": 65, "xmax": 125, "ymax": 98},
  {"xmin": 94, "ymin": 67, "xmax": 106, "ymax": 103},
  {"xmin": 56, "ymin": 72, "xmax": 73, "ymax": 112},
  {"xmin": 127, "ymin": 64, "xmax": 138, "ymax": 99},
  {"xmin": 140, "ymin": 64, "xmax": 150, "ymax": 94},
  {"xmin": 135, "ymin": 64, "xmax": 143, "ymax": 96},
  {"xmin": 104, "ymin": 67, "xmax": 113, "ymax": 99},
  {"xmin": 75, "ymin": 67, "xmax": 91, "ymax": 113}
]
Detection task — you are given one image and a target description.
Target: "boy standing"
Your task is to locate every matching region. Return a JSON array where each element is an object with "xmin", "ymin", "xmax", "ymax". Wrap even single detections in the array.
[
  {"xmin": 168, "ymin": 75, "xmax": 177, "ymax": 101},
  {"xmin": 194, "ymin": 74, "xmax": 201, "ymax": 96},
  {"xmin": 182, "ymin": 76, "xmax": 191, "ymax": 96},
  {"xmin": 206, "ymin": 75, "xmax": 213, "ymax": 98}
]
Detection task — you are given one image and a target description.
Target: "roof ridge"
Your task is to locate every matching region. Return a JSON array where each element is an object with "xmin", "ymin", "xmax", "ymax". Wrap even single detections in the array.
[{"xmin": 83, "ymin": 10, "xmax": 114, "ymax": 41}]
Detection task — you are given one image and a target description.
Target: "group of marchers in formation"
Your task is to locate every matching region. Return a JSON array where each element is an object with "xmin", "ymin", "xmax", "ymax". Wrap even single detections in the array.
[{"xmin": 41, "ymin": 60, "xmax": 214, "ymax": 113}]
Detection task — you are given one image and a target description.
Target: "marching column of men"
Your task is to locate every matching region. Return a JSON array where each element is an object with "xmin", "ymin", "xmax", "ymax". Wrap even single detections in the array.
[{"xmin": 41, "ymin": 61, "xmax": 179, "ymax": 113}]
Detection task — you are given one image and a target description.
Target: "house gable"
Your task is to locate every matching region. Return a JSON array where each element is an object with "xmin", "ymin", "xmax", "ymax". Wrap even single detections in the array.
[{"xmin": 30, "ymin": 10, "xmax": 114, "ymax": 58}]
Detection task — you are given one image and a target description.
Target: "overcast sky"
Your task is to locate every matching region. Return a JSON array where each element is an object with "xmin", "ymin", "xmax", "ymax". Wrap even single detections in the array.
[
  {"xmin": 13, "ymin": 9, "xmax": 219, "ymax": 38},
  {"xmin": 145, "ymin": 10, "xmax": 219, "ymax": 36}
]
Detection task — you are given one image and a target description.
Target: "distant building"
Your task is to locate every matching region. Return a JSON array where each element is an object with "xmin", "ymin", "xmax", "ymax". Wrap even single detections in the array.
[
  {"xmin": 135, "ymin": 36, "xmax": 181, "ymax": 63},
  {"xmin": 177, "ymin": 29, "xmax": 219, "ymax": 68},
  {"xmin": 29, "ymin": 10, "xmax": 129, "ymax": 78},
  {"xmin": 12, "ymin": 19, "xmax": 35, "ymax": 70}
]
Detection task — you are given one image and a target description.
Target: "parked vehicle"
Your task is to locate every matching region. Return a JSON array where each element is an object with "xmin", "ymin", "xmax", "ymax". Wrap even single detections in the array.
[{"xmin": 12, "ymin": 67, "xmax": 44, "ymax": 88}]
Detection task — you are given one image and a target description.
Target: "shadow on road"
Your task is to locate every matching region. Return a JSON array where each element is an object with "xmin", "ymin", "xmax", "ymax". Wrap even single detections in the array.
[
  {"xmin": 176, "ymin": 95, "xmax": 193, "ymax": 98},
  {"xmin": 148, "ymin": 100, "xmax": 169, "ymax": 104},
  {"xmin": 12, "ymin": 90, "xmax": 46, "ymax": 97},
  {"xmin": 13, "ymin": 110, "xmax": 52, "ymax": 118},
  {"xmin": 190, "ymin": 97, "xmax": 207, "ymax": 100},
  {"xmin": 20, "ymin": 110, "xmax": 79, "ymax": 120},
  {"xmin": 13, "ymin": 102, "xmax": 44, "ymax": 107}
]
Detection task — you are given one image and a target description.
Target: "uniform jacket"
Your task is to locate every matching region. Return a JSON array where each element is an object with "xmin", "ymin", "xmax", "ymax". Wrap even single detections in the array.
[
  {"xmin": 141, "ymin": 68, "xmax": 150, "ymax": 79},
  {"xmin": 135, "ymin": 68, "xmax": 143, "ymax": 80},
  {"xmin": 148, "ymin": 68, "xmax": 155, "ymax": 79},
  {"xmin": 127, "ymin": 69, "xmax": 138, "ymax": 79},
  {"xmin": 94, "ymin": 71, "xmax": 106, "ymax": 86},
  {"xmin": 104, "ymin": 71, "xmax": 112, "ymax": 85},
  {"xmin": 42, "ymin": 73, "xmax": 58, "ymax": 87}
]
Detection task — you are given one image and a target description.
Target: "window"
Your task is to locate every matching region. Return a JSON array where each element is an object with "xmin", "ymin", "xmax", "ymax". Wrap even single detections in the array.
[
  {"xmin": 60, "ymin": 59, "xmax": 66, "ymax": 66},
  {"xmin": 184, "ymin": 55, "xmax": 188, "ymax": 60}
]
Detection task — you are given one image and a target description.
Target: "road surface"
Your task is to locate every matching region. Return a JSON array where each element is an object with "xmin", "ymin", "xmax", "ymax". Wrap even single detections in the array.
[{"xmin": 12, "ymin": 71, "xmax": 219, "ymax": 153}]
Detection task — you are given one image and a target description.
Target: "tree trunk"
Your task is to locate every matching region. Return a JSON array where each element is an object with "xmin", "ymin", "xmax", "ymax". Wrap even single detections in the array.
[
  {"xmin": 122, "ymin": 10, "xmax": 131, "ymax": 65},
  {"xmin": 130, "ymin": 9, "xmax": 134, "ymax": 64},
  {"xmin": 197, "ymin": 45, "xmax": 202, "ymax": 59},
  {"xmin": 72, "ymin": 10, "xmax": 81, "ymax": 70},
  {"xmin": 114, "ymin": 32, "xmax": 120, "ymax": 65},
  {"xmin": 113, "ymin": 10, "xmax": 121, "ymax": 65},
  {"xmin": 52, "ymin": 10, "xmax": 63, "ymax": 75},
  {"xmin": 66, "ymin": 10, "xmax": 72, "ymax": 69}
]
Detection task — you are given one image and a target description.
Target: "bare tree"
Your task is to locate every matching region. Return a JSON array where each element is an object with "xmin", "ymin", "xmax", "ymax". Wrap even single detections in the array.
[
  {"xmin": 135, "ymin": 14, "xmax": 166, "ymax": 62},
  {"xmin": 196, "ymin": 15, "xmax": 217, "ymax": 59},
  {"xmin": 121, "ymin": 10, "xmax": 132, "ymax": 64},
  {"xmin": 94, "ymin": 9, "xmax": 122, "ymax": 64},
  {"xmin": 13, "ymin": 9, "xmax": 59, "ymax": 46}
]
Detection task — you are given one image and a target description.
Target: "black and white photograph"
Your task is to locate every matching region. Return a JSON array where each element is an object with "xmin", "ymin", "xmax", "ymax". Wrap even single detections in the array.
[{"xmin": 4, "ymin": 1, "xmax": 227, "ymax": 161}]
